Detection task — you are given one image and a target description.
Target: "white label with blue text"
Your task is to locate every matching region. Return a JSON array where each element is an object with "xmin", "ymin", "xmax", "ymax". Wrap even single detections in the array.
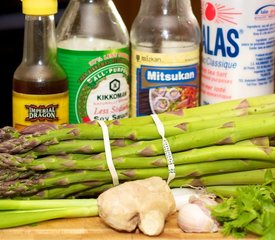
[{"xmin": 200, "ymin": 0, "xmax": 275, "ymax": 104}]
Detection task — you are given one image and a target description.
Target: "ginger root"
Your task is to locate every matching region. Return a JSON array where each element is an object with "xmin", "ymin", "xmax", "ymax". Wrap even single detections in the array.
[{"xmin": 97, "ymin": 176, "xmax": 176, "ymax": 236}]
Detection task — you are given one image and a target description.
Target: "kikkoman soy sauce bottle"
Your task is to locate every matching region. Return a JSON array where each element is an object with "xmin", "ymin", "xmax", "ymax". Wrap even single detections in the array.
[
  {"xmin": 12, "ymin": 0, "xmax": 69, "ymax": 130},
  {"xmin": 56, "ymin": 0, "xmax": 130, "ymax": 123},
  {"xmin": 130, "ymin": 0, "xmax": 201, "ymax": 117}
]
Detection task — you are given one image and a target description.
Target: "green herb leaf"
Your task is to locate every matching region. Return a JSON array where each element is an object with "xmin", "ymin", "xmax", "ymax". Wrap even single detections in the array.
[{"xmin": 211, "ymin": 170, "xmax": 275, "ymax": 238}]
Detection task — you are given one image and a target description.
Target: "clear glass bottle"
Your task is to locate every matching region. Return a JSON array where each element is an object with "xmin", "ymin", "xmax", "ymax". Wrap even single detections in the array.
[
  {"xmin": 56, "ymin": 0, "xmax": 130, "ymax": 123},
  {"xmin": 130, "ymin": 0, "xmax": 201, "ymax": 117},
  {"xmin": 12, "ymin": 0, "xmax": 69, "ymax": 130}
]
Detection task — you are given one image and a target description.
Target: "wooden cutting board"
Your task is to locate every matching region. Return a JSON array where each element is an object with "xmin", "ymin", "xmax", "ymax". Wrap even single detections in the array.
[{"xmin": 0, "ymin": 213, "xmax": 257, "ymax": 240}]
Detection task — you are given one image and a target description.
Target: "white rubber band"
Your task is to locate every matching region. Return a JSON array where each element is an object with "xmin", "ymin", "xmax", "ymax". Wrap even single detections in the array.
[
  {"xmin": 151, "ymin": 114, "xmax": 176, "ymax": 184},
  {"xmin": 97, "ymin": 120, "xmax": 119, "ymax": 186}
]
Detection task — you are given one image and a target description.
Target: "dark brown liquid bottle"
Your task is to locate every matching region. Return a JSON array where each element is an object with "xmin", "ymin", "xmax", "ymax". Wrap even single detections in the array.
[{"xmin": 12, "ymin": 0, "xmax": 68, "ymax": 130}]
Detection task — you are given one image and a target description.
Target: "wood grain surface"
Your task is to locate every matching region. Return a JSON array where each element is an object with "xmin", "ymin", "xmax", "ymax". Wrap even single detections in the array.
[{"xmin": 0, "ymin": 213, "xmax": 257, "ymax": 240}]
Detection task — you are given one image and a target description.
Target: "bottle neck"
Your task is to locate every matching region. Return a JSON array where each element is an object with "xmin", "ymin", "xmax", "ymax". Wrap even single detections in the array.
[
  {"xmin": 22, "ymin": 15, "xmax": 57, "ymax": 65},
  {"xmin": 138, "ymin": 0, "xmax": 192, "ymax": 16},
  {"xmin": 130, "ymin": 0, "xmax": 200, "ymax": 52},
  {"xmin": 56, "ymin": 0, "xmax": 128, "ymax": 47}
]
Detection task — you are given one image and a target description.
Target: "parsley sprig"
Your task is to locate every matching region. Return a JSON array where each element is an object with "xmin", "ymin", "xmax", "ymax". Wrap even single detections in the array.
[{"xmin": 211, "ymin": 170, "xmax": 275, "ymax": 239}]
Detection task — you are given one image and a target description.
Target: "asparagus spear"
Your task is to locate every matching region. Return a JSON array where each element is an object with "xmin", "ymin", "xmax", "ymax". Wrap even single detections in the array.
[
  {"xmin": 0, "ymin": 126, "xmax": 19, "ymax": 142},
  {"xmin": 0, "ymin": 169, "xmax": 36, "ymax": 181},
  {"xmin": 72, "ymin": 183, "xmax": 114, "ymax": 198},
  {"xmin": 25, "ymin": 140, "xmax": 108, "ymax": 157},
  {"xmin": 170, "ymin": 168, "xmax": 275, "ymax": 187},
  {"xmin": 1, "ymin": 160, "xmax": 274, "ymax": 198},
  {"xmin": 107, "ymin": 94, "xmax": 275, "ymax": 126},
  {"xmin": 106, "ymin": 116, "xmax": 275, "ymax": 158},
  {"xmin": 2, "ymin": 144, "xmax": 275, "ymax": 172},
  {"xmin": 26, "ymin": 181, "xmax": 106, "ymax": 199},
  {"xmin": 118, "ymin": 102, "xmax": 275, "ymax": 132}
]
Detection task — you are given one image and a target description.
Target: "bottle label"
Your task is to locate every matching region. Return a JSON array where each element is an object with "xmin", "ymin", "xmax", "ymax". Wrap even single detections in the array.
[
  {"xmin": 12, "ymin": 91, "xmax": 69, "ymax": 130},
  {"xmin": 201, "ymin": 0, "xmax": 275, "ymax": 104},
  {"xmin": 57, "ymin": 47, "xmax": 130, "ymax": 123},
  {"xmin": 131, "ymin": 48, "xmax": 200, "ymax": 117}
]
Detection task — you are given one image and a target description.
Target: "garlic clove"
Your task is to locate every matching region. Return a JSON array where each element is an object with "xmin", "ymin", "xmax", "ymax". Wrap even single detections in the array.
[
  {"xmin": 177, "ymin": 203, "xmax": 219, "ymax": 233},
  {"xmin": 171, "ymin": 188, "xmax": 201, "ymax": 210}
]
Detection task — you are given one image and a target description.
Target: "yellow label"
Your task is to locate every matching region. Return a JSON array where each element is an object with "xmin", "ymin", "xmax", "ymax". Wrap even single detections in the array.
[
  {"xmin": 12, "ymin": 91, "xmax": 69, "ymax": 130},
  {"xmin": 131, "ymin": 48, "xmax": 200, "ymax": 117}
]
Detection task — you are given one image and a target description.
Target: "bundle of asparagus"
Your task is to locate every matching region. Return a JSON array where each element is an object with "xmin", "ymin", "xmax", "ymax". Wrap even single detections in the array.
[{"xmin": 1, "ymin": 94, "xmax": 275, "ymax": 199}]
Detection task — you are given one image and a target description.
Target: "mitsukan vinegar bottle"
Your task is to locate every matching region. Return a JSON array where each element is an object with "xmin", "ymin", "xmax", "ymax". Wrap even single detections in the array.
[
  {"xmin": 12, "ymin": 0, "xmax": 69, "ymax": 130},
  {"xmin": 130, "ymin": 0, "xmax": 201, "ymax": 117}
]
